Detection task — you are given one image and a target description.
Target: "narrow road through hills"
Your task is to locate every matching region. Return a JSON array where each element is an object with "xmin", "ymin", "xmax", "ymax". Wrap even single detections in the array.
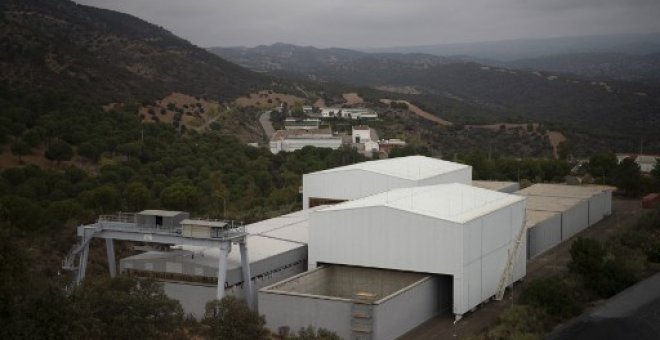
[{"xmin": 259, "ymin": 110, "xmax": 275, "ymax": 140}]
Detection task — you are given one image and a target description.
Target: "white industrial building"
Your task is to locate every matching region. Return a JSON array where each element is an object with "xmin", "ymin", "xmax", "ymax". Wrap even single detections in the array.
[
  {"xmin": 110, "ymin": 158, "xmax": 615, "ymax": 339},
  {"xmin": 269, "ymin": 129, "xmax": 343, "ymax": 154},
  {"xmin": 352, "ymin": 125, "xmax": 380, "ymax": 157},
  {"xmin": 260, "ymin": 183, "xmax": 527, "ymax": 338},
  {"xmin": 302, "ymin": 156, "xmax": 472, "ymax": 209}
]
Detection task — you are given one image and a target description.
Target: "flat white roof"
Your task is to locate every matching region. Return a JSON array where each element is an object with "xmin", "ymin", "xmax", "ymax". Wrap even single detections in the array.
[
  {"xmin": 307, "ymin": 156, "xmax": 470, "ymax": 181},
  {"xmin": 320, "ymin": 183, "xmax": 524, "ymax": 223},
  {"xmin": 516, "ymin": 184, "xmax": 613, "ymax": 199},
  {"xmin": 180, "ymin": 219, "xmax": 227, "ymax": 228},
  {"xmin": 138, "ymin": 210, "xmax": 185, "ymax": 217}
]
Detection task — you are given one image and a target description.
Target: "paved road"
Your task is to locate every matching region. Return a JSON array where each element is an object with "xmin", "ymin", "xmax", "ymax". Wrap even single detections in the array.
[
  {"xmin": 401, "ymin": 197, "xmax": 644, "ymax": 339},
  {"xmin": 259, "ymin": 110, "xmax": 275, "ymax": 140}
]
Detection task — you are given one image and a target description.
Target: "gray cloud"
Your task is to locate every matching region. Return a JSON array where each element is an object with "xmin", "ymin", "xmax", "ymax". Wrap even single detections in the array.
[{"xmin": 75, "ymin": 0, "xmax": 660, "ymax": 48}]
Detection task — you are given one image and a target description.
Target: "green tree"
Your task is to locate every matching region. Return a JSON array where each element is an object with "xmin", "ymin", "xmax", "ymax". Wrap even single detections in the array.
[
  {"xmin": 10, "ymin": 139, "xmax": 30, "ymax": 163},
  {"xmin": 160, "ymin": 182, "xmax": 201, "ymax": 212},
  {"xmin": 613, "ymin": 157, "xmax": 642, "ymax": 195},
  {"xmin": 202, "ymin": 297, "xmax": 269, "ymax": 340},
  {"xmin": 72, "ymin": 276, "xmax": 184, "ymax": 339},
  {"xmin": 587, "ymin": 152, "xmax": 618, "ymax": 184},
  {"xmin": 125, "ymin": 182, "xmax": 152, "ymax": 211},
  {"xmin": 45, "ymin": 140, "xmax": 74, "ymax": 163}
]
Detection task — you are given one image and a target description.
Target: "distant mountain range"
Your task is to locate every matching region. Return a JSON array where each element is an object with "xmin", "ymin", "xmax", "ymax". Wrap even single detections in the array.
[
  {"xmin": 361, "ymin": 33, "xmax": 660, "ymax": 61},
  {"xmin": 500, "ymin": 53, "xmax": 660, "ymax": 85},
  {"xmin": 0, "ymin": 0, "xmax": 265, "ymax": 103},
  {"xmin": 210, "ymin": 43, "xmax": 660, "ymax": 137}
]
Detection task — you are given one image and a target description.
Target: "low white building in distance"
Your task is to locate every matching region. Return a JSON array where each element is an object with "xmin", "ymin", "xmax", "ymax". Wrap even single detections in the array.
[
  {"xmin": 320, "ymin": 107, "xmax": 378, "ymax": 119},
  {"xmin": 269, "ymin": 129, "xmax": 343, "ymax": 154},
  {"xmin": 352, "ymin": 125, "xmax": 380, "ymax": 157},
  {"xmin": 616, "ymin": 153, "xmax": 660, "ymax": 173},
  {"xmin": 283, "ymin": 118, "xmax": 320, "ymax": 130}
]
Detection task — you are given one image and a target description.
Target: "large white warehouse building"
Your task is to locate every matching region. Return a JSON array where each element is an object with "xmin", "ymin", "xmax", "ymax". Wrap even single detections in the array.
[
  {"xmin": 302, "ymin": 156, "xmax": 472, "ymax": 209},
  {"xmin": 308, "ymin": 183, "xmax": 527, "ymax": 316},
  {"xmin": 259, "ymin": 183, "xmax": 527, "ymax": 338}
]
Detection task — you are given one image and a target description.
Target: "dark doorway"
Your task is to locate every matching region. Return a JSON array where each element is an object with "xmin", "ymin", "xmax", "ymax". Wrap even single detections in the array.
[{"xmin": 155, "ymin": 215, "xmax": 163, "ymax": 227}]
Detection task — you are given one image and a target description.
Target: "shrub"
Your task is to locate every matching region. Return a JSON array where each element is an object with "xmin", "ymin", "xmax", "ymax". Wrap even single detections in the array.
[{"xmin": 520, "ymin": 277, "xmax": 582, "ymax": 318}]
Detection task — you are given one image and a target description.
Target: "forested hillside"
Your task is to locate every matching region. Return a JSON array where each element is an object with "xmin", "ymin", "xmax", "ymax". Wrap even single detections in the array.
[{"xmin": 0, "ymin": 0, "xmax": 266, "ymax": 103}]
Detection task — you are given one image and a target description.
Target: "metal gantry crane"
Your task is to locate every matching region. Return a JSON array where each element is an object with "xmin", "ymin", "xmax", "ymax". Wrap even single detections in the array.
[{"xmin": 62, "ymin": 211, "xmax": 255, "ymax": 309}]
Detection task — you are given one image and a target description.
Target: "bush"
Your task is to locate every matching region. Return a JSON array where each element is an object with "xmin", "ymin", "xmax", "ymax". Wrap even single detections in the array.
[
  {"xmin": 202, "ymin": 296, "xmax": 269, "ymax": 340},
  {"xmin": 485, "ymin": 305, "xmax": 548, "ymax": 340},
  {"xmin": 520, "ymin": 277, "xmax": 582, "ymax": 318}
]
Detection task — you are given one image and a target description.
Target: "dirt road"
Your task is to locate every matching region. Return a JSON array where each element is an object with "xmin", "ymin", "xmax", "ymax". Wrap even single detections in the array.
[{"xmin": 259, "ymin": 110, "xmax": 275, "ymax": 140}]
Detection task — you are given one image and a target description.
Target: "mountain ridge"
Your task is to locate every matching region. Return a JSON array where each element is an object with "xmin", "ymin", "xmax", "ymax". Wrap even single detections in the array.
[{"xmin": 0, "ymin": 0, "xmax": 266, "ymax": 104}]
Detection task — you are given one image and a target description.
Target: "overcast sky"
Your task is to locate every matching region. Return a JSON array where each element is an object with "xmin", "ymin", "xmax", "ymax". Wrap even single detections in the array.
[{"xmin": 76, "ymin": 0, "xmax": 660, "ymax": 48}]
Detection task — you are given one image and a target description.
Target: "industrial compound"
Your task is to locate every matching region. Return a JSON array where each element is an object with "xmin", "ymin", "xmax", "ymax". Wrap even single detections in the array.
[{"xmin": 68, "ymin": 156, "xmax": 613, "ymax": 339}]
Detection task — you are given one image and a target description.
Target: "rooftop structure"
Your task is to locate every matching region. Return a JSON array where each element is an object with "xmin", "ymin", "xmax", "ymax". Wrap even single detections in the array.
[{"xmin": 302, "ymin": 156, "xmax": 472, "ymax": 209}]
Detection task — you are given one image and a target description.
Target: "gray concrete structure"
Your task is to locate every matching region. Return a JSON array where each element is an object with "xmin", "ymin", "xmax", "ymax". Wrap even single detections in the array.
[{"xmin": 259, "ymin": 265, "xmax": 450, "ymax": 340}]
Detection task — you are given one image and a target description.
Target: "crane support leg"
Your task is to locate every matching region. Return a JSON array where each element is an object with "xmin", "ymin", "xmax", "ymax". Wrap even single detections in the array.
[
  {"xmin": 216, "ymin": 242, "xmax": 231, "ymax": 300},
  {"xmin": 239, "ymin": 239, "xmax": 254, "ymax": 309},
  {"xmin": 106, "ymin": 238, "xmax": 116, "ymax": 278}
]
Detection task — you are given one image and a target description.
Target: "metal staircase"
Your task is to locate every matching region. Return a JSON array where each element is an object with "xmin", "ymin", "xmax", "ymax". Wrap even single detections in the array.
[
  {"xmin": 61, "ymin": 230, "xmax": 96, "ymax": 286},
  {"xmin": 495, "ymin": 217, "xmax": 526, "ymax": 301}
]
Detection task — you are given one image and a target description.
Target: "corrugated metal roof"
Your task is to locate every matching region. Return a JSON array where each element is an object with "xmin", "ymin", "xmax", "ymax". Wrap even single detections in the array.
[
  {"xmin": 472, "ymin": 180, "xmax": 518, "ymax": 192},
  {"xmin": 517, "ymin": 184, "xmax": 613, "ymax": 199},
  {"xmin": 320, "ymin": 183, "xmax": 524, "ymax": 223},
  {"xmin": 307, "ymin": 156, "xmax": 470, "ymax": 181},
  {"xmin": 525, "ymin": 210, "xmax": 559, "ymax": 229}
]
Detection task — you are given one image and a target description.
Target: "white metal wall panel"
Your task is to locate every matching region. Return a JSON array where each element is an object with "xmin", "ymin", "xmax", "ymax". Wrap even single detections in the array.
[
  {"xmin": 561, "ymin": 200, "xmax": 589, "ymax": 240},
  {"xmin": 481, "ymin": 207, "xmax": 513, "ymax": 256},
  {"xmin": 309, "ymin": 206, "xmax": 462, "ymax": 275},
  {"xmin": 588, "ymin": 191, "xmax": 611, "ymax": 226},
  {"xmin": 259, "ymin": 292, "xmax": 353, "ymax": 339},
  {"xmin": 463, "ymin": 219, "xmax": 483, "ymax": 265},
  {"xmin": 373, "ymin": 278, "xmax": 440, "ymax": 340},
  {"xmin": 303, "ymin": 169, "xmax": 413, "ymax": 209},
  {"xmin": 481, "ymin": 246, "xmax": 508, "ymax": 301},
  {"xmin": 527, "ymin": 213, "xmax": 562, "ymax": 259},
  {"xmin": 465, "ymin": 260, "xmax": 482, "ymax": 309}
]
